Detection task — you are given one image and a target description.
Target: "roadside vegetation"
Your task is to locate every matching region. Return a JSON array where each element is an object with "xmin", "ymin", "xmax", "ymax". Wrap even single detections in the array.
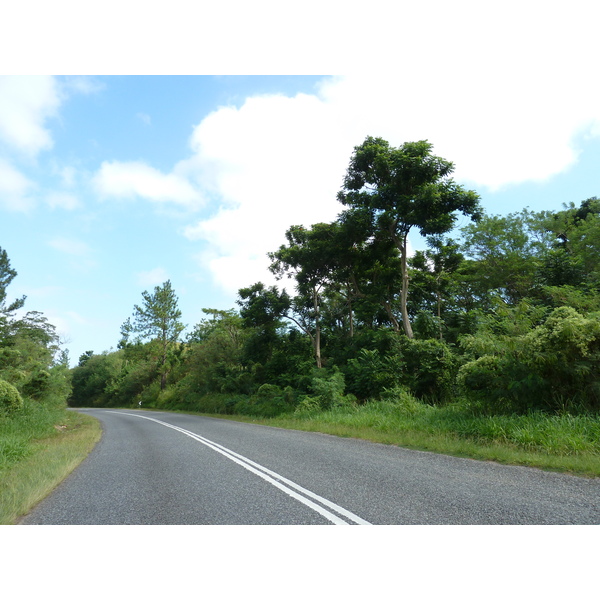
[
  {"xmin": 66, "ymin": 138, "xmax": 600, "ymax": 477},
  {"xmin": 2, "ymin": 137, "xmax": 599, "ymax": 524},
  {"xmin": 0, "ymin": 247, "xmax": 100, "ymax": 524}
]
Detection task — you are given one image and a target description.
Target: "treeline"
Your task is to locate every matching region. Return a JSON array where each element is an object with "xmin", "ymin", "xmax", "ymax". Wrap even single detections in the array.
[
  {"xmin": 68, "ymin": 137, "xmax": 600, "ymax": 416},
  {"xmin": 0, "ymin": 248, "xmax": 71, "ymax": 419}
]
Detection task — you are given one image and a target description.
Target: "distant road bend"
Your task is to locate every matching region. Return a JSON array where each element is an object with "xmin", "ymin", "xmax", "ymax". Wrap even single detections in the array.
[{"xmin": 21, "ymin": 409, "xmax": 600, "ymax": 525}]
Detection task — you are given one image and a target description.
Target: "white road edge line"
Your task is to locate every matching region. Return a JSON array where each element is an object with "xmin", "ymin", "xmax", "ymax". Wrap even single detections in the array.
[{"xmin": 107, "ymin": 411, "xmax": 371, "ymax": 525}]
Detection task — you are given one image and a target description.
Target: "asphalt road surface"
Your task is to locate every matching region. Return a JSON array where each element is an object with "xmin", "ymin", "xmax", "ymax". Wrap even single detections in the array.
[{"xmin": 20, "ymin": 408, "xmax": 600, "ymax": 525}]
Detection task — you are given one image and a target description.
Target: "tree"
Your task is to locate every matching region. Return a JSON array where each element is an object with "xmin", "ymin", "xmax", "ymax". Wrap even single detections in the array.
[
  {"xmin": 337, "ymin": 137, "xmax": 481, "ymax": 338},
  {"xmin": 237, "ymin": 282, "xmax": 314, "ymax": 369},
  {"xmin": 269, "ymin": 223, "xmax": 343, "ymax": 368},
  {"xmin": 408, "ymin": 236, "xmax": 464, "ymax": 339},
  {"xmin": 0, "ymin": 246, "xmax": 26, "ymax": 341},
  {"xmin": 460, "ymin": 210, "xmax": 552, "ymax": 305},
  {"xmin": 178, "ymin": 309, "xmax": 250, "ymax": 397},
  {"xmin": 130, "ymin": 280, "xmax": 185, "ymax": 390},
  {"xmin": 543, "ymin": 198, "xmax": 600, "ymax": 288}
]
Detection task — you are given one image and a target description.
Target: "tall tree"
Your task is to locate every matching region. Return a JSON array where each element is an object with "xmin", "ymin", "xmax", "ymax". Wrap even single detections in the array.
[
  {"xmin": 0, "ymin": 247, "xmax": 26, "ymax": 341},
  {"xmin": 337, "ymin": 137, "xmax": 481, "ymax": 338},
  {"xmin": 130, "ymin": 280, "xmax": 185, "ymax": 390}
]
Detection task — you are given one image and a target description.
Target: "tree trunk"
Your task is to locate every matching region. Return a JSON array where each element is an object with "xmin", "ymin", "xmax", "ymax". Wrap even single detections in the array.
[
  {"xmin": 436, "ymin": 274, "xmax": 443, "ymax": 340},
  {"xmin": 161, "ymin": 334, "xmax": 168, "ymax": 390},
  {"xmin": 348, "ymin": 292, "xmax": 354, "ymax": 338},
  {"xmin": 399, "ymin": 233, "xmax": 414, "ymax": 338},
  {"xmin": 383, "ymin": 299, "xmax": 401, "ymax": 333},
  {"xmin": 313, "ymin": 287, "xmax": 322, "ymax": 368}
]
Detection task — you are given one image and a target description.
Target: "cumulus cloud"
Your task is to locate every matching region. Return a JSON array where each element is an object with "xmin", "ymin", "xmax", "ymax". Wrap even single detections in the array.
[
  {"xmin": 0, "ymin": 75, "xmax": 61, "ymax": 156},
  {"xmin": 179, "ymin": 92, "xmax": 358, "ymax": 292},
  {"xmin": 0, "ymin": 158, "xmax": 36, "ymax": 211},
  {"xmin": 178, "ymin": 22, "xmax": 600, "ymax": 295},
  {"xmin": 92, "ymin": 160, "xmax": 204, "ymax": 208}
]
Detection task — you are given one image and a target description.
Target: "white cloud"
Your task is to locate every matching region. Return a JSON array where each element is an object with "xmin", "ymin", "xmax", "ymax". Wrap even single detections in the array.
[
  {"xmin": 0, "ymin": 75, "xmax": 61, "ymax": 156},
  {"xmin": 92, "ymin": 160, "xmax": 204, "ymax": 208},
  {"xmin": 179, "ymin": 20, "xmax": 600, "ymax": 294},
  {"xmin": 179, "ymin": 92, "xmax": 358, "ymax": 292},
  {"xmin": 0, "ymin": 158, "xmax": 36, "ymax": 211},
  {"xmin": 136, "ymin": 267, "xmax": 169, "ymax": 287}
]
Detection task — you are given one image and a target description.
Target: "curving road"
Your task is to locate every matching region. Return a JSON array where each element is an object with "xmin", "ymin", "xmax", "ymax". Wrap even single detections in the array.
[{"xmin": 20, "ymin": 408, "xmax": 600, "ymax": 525}]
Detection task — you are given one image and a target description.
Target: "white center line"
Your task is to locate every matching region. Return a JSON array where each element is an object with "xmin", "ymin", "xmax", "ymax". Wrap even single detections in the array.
[{"xmin": 108, "ymin": 411, "xmax": 371, "ymax": 525}]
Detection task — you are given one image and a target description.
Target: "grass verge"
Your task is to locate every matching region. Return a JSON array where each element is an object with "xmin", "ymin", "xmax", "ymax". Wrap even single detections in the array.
[
  {"xmin": 0, "ymin": 410, "xmax": 101, "ymax": 524},
  {"xmin": 170, "ymin": 400, "xmax": 600, "ymax": 478}
]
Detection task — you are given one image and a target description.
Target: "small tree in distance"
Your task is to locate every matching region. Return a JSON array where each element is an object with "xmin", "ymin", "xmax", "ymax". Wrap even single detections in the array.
[{"xmin": 130, "ymin": 280, "xmax": 185, "ymax": 390}]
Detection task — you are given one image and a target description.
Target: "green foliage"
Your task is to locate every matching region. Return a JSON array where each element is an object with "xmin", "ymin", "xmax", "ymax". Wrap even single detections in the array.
[
  {"xmin": 0, "ymin": 379, "xmax": 23, "ymax": 413},
  {"xmin": 379, "ymin": 387, "xmax": 423, "ymax": 414},
  {"xmin": 459, "ymin": 210, "xmax": 551, "ymax": 305},
  {"xmin": 458, "ymin": 306, "xmax": 600, "ymax": 412},
  {"xmin": 309, "ymin": 368, "xmax": 356, "ymax": 409},
  {"xmin": 126, "ymin": 280, "xmax": 185, "ymax": 391},
  {"xmin": 234, "ymin": 384, "xmax": 294, "ymax": 417},
  {"xmin": 345, "ymin": 347, "xmax": 404, "ymax": 401},
  {"xmin": 337, "ymin": 136, "xmax": 481, "ymax": 337},
  {"xmin": 0, "ymin": 247, "xmax": 26, "ymax": 335},
  {"xmin": 69, "ymin": 351, "xmax": 126, "ymax": 407},
  {"xmin": 397, "ymin": 337, "xmax": 459, "ymax": 404},
  {"xmin": 53, "ymin": 152, "xmax": 598, "ymax": 421}
]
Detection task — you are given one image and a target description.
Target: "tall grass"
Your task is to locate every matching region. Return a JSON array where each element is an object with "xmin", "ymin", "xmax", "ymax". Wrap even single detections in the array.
[{"xmin": 0, "ymin": 398, "xmax": 102, "ymax": 524}]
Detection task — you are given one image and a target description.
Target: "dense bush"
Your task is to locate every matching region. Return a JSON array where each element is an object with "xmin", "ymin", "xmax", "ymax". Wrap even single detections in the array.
[
  {"xmin": 309, "ymin": 368, "xmax": 356, "ymax": 409},
  {"xmin": 344, "ymin": 348, "xmax": 403, "ymax": 401},
  {"xmin": 396, "ymin": 338, "xmax": 459, "ymax": 404},
  {"xmin": 63, "ymin": 199, "xmax": 600, "ymax": 418},
  {"xmin": 234, "ymin": 384, "xmax": 295, "ymax": 417},
  {"xmin": 0, "ymin": 378, "xmax": 23, "ymax": 413},
  {"xmin": 458, "ymin": 307, "xmax": 600, "ymax": 412}
]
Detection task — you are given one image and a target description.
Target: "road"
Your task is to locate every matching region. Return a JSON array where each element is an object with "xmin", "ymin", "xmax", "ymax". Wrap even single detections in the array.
[{"xmin": 20, "ymin": 408, "xmax": 600, "ymax": 525}]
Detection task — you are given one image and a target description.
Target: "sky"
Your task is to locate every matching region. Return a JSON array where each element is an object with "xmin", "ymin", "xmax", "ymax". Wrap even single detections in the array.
[{"xmin": 1, "ymin": 2, "xmax": 600, "ymax": 367}]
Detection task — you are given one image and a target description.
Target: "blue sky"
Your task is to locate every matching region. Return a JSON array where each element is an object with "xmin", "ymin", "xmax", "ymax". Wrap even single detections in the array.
[{"xmin": 1, "ymin": 4, "xmax": 599, "ymax": 367}]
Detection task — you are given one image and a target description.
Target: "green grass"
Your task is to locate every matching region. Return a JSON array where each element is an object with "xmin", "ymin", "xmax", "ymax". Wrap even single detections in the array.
[
  {"xmin": 0, "ymin": 402, "xmax": 102, "ymax": 524},
  {"xmin": 179, "ymin": 400, "xmax": 600, "ymax": 477}
]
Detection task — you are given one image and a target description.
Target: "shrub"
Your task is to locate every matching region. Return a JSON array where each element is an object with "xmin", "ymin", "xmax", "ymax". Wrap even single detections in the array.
[
  {"xmin": 294, "ymin": 395, "xmax": 323, "ymax": 414},
  {"xmin": 380, "ymin": 386, "xmax": 424, "ymax": 414},
  {"xmin": 234, "ymin": 384, "xmax": 294, "ymax": 417},
  {"xmin": 21, "ymin": 368, "xmax": 51, "ymax": 399},
  {"xmin": 344, "ymin": 348, "xmax": 403, "ymax": 401},
  {"xmin": 0, "ymin": 379, "xmax": 24, "ymax": 413},
  {"xmin": 397, "ymin": 338, "xmax": 459, "ymax": 404},
  {"xmin": 309, "ymin": 368, "xmax": 354, "ymax": 409},
  {"xmin": 458, "ymin": 306, "xmax": 600, "ymax": 413}
]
